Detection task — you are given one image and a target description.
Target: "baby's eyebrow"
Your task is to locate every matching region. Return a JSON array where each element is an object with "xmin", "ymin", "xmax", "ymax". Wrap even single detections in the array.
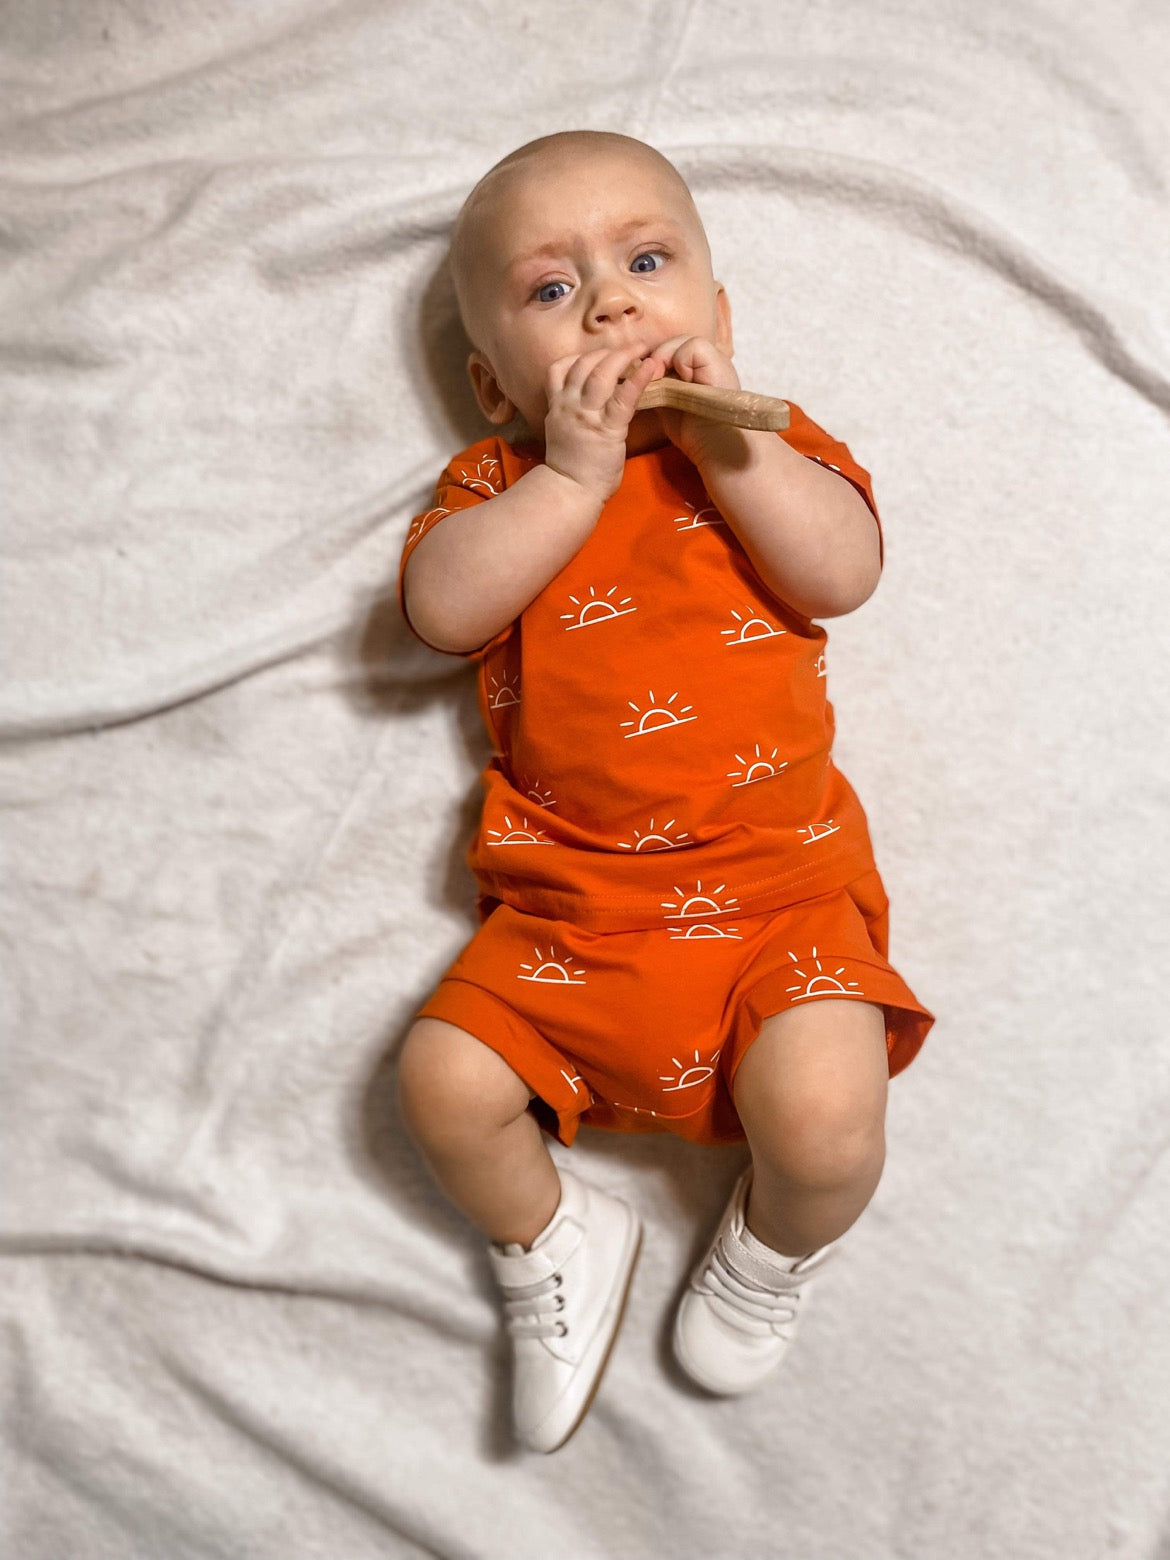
[{"xmin": 507, "ymin": 216, "xmax": 683, "ymax": 274}]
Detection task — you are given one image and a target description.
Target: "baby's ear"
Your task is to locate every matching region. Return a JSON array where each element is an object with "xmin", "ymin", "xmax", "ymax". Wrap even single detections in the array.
[
  {"xmin": 467, "ymin": 351, "xmax": 516, "ymax": 426},
  {"xmin": 714, "ymin": 285, "xmax": 734, "ymax": 359}
]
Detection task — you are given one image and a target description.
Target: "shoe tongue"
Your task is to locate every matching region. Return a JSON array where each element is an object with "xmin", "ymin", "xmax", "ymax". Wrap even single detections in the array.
[{"xmin": 501, "ymin": 1242, "xmax": 526, "ymax": 1256}]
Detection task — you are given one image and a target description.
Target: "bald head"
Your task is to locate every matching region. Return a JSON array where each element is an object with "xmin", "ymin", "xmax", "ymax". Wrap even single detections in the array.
[
  {"xmin": 441, "ymin": 130, "xmax": 731, "ymax": 441},
  {"xmin": 448, "ymin": 131, "xmax": 707, "ymax": 348}
]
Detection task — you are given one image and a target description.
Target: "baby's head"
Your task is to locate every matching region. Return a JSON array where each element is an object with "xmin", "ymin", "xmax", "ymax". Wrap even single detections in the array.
[{"xmin": 448, "ymin": 130, "xmax": 733, "ymax": 444}]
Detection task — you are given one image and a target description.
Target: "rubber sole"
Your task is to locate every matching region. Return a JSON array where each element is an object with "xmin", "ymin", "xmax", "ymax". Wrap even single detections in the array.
[{"xmin": 528, "ymin": 1212, "xmax": 643, "ymax": 1453}]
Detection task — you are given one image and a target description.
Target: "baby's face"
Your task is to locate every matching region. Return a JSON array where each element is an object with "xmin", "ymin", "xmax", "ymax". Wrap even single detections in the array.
[{"xmin": 459, "ymin": 148, "xmax": 732, "ymax": 443}]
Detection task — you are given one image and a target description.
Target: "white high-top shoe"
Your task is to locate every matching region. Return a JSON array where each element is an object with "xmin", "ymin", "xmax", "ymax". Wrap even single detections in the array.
[
  {"xmin": 487, "ymin": 1168, "xmax": 641, "ymax": 1452},
  {"xmin": 673, "ymin": 1166, "xmax": 839, "ymax": 1396}
]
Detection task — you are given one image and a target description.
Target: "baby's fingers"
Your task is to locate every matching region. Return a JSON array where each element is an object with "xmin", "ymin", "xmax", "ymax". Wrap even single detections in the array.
[
  {"xmin": 611, "ymin": 353, "xmax": 663, "ymax": 411},
  {"xmin": 547, "ymin": 348, "xmax": 611, "ymax": 400},
  {"xmin": 572, "ymin": 347, "xmax": 646, "ymax": 407},
  {"xmin": 644, "ymin": 335, "xmax": 692, "ymax": 378},
  {"xmin": 658, "ymin": 334, "xmax": 739, "ymax": 390}
]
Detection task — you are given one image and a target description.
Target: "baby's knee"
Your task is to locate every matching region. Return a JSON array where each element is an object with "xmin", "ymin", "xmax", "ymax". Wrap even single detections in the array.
[
  {"xmin": 738, "ymin": 1069, "xmax": 886, "ymax": 1190},
  {"xmin": 734, "ymin": 1003, "xmax": 888, "ymax": 1187},
  {"xmin": 397, "ymin": 1016, "xmax": 532, "ymax": 1151}
]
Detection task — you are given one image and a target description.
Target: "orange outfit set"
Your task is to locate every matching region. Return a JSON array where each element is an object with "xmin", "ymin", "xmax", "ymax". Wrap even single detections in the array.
[{"xmin": 398, "ymin": 406, "xmax": 934, "ymax": 1146}]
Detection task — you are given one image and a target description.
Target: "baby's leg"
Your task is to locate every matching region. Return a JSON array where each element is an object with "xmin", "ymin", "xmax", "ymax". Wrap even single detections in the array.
[
  {"xmin": 397, "ymin": 1017, "xmax": 561, "ymax": 1248},
  {"xmin": 731, "ymin": 999, "xmax": 889, "ymax": 1257}
]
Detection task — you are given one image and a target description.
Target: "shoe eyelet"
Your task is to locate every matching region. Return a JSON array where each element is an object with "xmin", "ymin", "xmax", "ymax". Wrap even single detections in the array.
[
  {"xmin": 555, "ymin": 1294, "xmax": 565, "ymax": 1311},
  {"xmin": 553, "ymin": 1274, "xmax": 563, "ymax": 1287},
  {"xmin": 556, "ymin": 1321, "xmax": 568, "ymax": 1337}
]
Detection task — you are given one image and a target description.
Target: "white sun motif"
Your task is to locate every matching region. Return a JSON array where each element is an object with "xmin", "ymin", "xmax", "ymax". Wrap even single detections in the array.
[
  {"xmin": 672, "ymin": 501, "xmax": 723, "ymax": 531},
  {"xmin": 407, "ymin": 506, "xmax": 450, "ymax": 546},
  {"xmin": 619, "ymin": 690, "xmax": 697, "ymax": 738},
  {"xmin": 521, "ymin": 779, "xmax": 556, "ymax": 809},
  {"xmin": 721, "ymin": 607, "xmax": 787, "ymax": 647},
  {"xmin": 660, "ymin": 1048, "xmax": 722, "ymax": 1092},
  {"xmin": 616, "ymin": 816, "xmax": 691, "ymax": 852},
  {"xmin": 785, "ymin": 947, "xmax": 866, "ymax": 1001},
  {"xmin": 667, "ymin": 921, "xmax": 743, "ymax": 942},
  {"xmin": 728, "ymin": 743, "xmax": 790, "ymax": 788},
  {"xmin": 455, "ymin": 455, "xmax": 502, "ymax": 496},
  {"xmin": 799, "ymin": 820, "xmax": 841, "ymax": 845},
  {"xmin": 661, "ymin": 880, "xmax": 740, "ymax": 922},
  {"xmin": 517, "ymin": 946, "xmax": 587, "ymax": 985},
  {"xmin": 559, "ymin": 585, "xmax": 637, "ymax": 630},
  {"xmin": 560, "ymin": 1069, "xmax": 590, "ymax": 1099},
  {"xmin": 485, "ymin": 814, "xmax": 555, "ymax": 846},
  {"xmin": 486, "ymin": 672, "xmax": 519, "ymax": 710}
]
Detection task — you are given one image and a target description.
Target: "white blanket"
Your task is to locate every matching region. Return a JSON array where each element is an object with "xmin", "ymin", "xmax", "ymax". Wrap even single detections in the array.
[{"xmin": 3, "ymin": 3, "xmax": 1169, "ymax": 1556}]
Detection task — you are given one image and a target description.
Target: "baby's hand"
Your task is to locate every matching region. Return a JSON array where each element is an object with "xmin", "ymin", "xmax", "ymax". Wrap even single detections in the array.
[
  {"xmin": 642, "ymin": 335, "xmax": 742, "ymax": 464},
  {"xmin": 542, "ymin": 348, "xmax": 663, "ymax": 504}
]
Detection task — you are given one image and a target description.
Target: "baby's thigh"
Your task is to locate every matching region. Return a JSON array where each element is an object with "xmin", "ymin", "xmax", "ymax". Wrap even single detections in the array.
[
  {"xmin": 397, "ymin": 1016, "xmax": 535, "ymax": 1146},
  {"xmin": 732, "ymin": 999, "xmax": 889, "ymax": 1172},
  {"xmin": 410, "ymin": 904, "xmax": 753, "ymax": 1141}
]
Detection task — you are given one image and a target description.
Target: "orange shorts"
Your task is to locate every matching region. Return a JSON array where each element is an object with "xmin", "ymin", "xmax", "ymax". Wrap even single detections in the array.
[{"xmin": 415, "ymin": 868, "xmax": 934, "ymax": 1148}]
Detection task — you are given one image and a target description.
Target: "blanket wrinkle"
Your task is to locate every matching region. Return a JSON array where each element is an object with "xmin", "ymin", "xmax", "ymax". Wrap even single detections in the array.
[
  {"xmin": 628, "ymin": 0, "xmax": 698, "ymax": 140},
  {"xmin": 250, "ymin": 175, "xmax": 463, "ymax": 284},
  {"xmin": 0, "ymin": 611, "xmax": 348, "ymax": 739},
  {"xmin": 962, "ymin": 16, "xmax": 1166, "ymax": 195},
  {"xmin": 170, "ymin": 723, "xmax": 411, "ymax": 1125},
  {"xmin": 0, "ymin": 454, "xmax": 442, "ymax": 738},
  {"xmin": 0, "ymin": 9, "xmax": 364, "ymax": 164},
  {"xmin": 0, "ymin": 1233, "xmax": 490, "ymax": 1334},
  {"xmin": 155, "ymin": 1350, "xmax": 456, "ymax": 1556},
  {"xmin": 678, "ymin": 143, "xmax": 1170, "ymax": 411}
]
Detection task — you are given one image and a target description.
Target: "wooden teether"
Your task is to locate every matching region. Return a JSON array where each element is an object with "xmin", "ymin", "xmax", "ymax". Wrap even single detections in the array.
[{"xmin": 636, "ymin": 378, "xmax": 790, "ymax": 431}]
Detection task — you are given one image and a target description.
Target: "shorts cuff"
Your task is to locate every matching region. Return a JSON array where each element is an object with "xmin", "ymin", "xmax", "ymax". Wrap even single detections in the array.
[
  {"xmin": 416, "ymin": 978, "xmax": 589, "ymax": 1146},
  {"xmin": 726, "ymin": 957, "xmax": 936, "ymax": 1094}
]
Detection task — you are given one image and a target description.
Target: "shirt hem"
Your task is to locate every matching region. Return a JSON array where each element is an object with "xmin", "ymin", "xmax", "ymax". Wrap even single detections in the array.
[{"xmin": 471, "ymin": 841, "xmax": 876, "ymax": 933}]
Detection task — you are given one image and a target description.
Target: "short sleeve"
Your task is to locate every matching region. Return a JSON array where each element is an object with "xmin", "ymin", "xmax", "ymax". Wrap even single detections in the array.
[
  {"xmin": 397, "ymin": 442, "xmax": 512, "ymax": 659},
  {"xmin": 779, "ymin": 404, "xmax": 884, "ymax": 570}
]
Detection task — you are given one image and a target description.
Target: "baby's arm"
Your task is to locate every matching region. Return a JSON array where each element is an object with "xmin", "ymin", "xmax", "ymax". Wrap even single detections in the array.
[
  {"xmin": 404, "ymin": 463, "xmax": 607, "ymax": 655},
  {"xmin": 405, "ymin": 348, "xmax": 661, "ymax": 655},
  {"xmin": 697, "ymin": 432, "xmax": 881, "ymax": 619},
  {"xmin": 644, "ymin": 335, "xmax": 881, "ymax": 619}
]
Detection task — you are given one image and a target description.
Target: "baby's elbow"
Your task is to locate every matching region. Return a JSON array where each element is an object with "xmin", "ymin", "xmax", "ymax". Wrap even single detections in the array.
[
  {"xmin": 404, "ymin": 572, "xmax": 467, "ymax": 654},
  {"xmin": 843, "ymin": 560, "xmax": 882, "ymax": 614},
  {"xmin": 816, "ymin": 557, "xmax": 881, "ymax": 619},
  {"xmin": 829, "ymin": 512, "xmax": 883, "ymax": 616}
]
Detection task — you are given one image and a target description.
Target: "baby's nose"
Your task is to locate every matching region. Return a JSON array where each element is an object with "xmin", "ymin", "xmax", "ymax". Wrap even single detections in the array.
[{"xmin": 591, "ymin": 289, "xmax": 640, "ymax": 326}]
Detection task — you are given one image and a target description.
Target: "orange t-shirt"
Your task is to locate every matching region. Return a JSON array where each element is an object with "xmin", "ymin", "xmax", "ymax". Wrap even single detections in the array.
[{"xmin": 398, "ymin": 405, "xmax": 886, "ymax": 934}]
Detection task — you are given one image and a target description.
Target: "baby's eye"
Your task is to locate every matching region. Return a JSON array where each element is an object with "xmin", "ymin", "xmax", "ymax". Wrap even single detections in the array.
[
  {"xmin": 536, "ymin": 280, "xmax": 571, "ymax": 303},
  {"xmin": 630, "ymin": 250, "xmax": 666, "ymax": 274}
]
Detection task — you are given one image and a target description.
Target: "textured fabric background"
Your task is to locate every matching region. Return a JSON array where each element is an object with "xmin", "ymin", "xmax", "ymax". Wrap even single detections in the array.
[{"xmin": 2, "ymin": 2, "xmax": 1168, "ymax": 1556}]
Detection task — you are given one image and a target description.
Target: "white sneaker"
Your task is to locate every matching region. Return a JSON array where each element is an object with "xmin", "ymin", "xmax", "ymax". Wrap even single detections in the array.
[
  {"xmin": 487, "ymin": 1168, "xmax": 641, "ymax": 1452},
  {"xmin": 673, "ymin": 1166, "xmax": 838, "ymax": 1396}
]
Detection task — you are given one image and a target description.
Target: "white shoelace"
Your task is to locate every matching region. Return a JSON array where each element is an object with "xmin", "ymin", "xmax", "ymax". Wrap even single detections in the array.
[
  {"xmin": 702, "ymin": 1241, "xmax": 802, "ymax": 1335},
  {"xmin": 499, "ymin": 1269, "xmax": 568, "ymax": 1341}
]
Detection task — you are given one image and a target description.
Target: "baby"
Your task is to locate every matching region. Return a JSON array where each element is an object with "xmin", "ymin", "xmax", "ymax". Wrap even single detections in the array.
[{"xmin": 396, "ymin": 130, "xmax": 934, "ymax": 1453}]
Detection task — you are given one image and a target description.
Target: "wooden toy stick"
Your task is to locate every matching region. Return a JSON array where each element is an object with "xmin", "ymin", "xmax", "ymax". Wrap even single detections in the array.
[{"xmin": 635, "ymin": 378, "xmax": 790, "ymax": 431}]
